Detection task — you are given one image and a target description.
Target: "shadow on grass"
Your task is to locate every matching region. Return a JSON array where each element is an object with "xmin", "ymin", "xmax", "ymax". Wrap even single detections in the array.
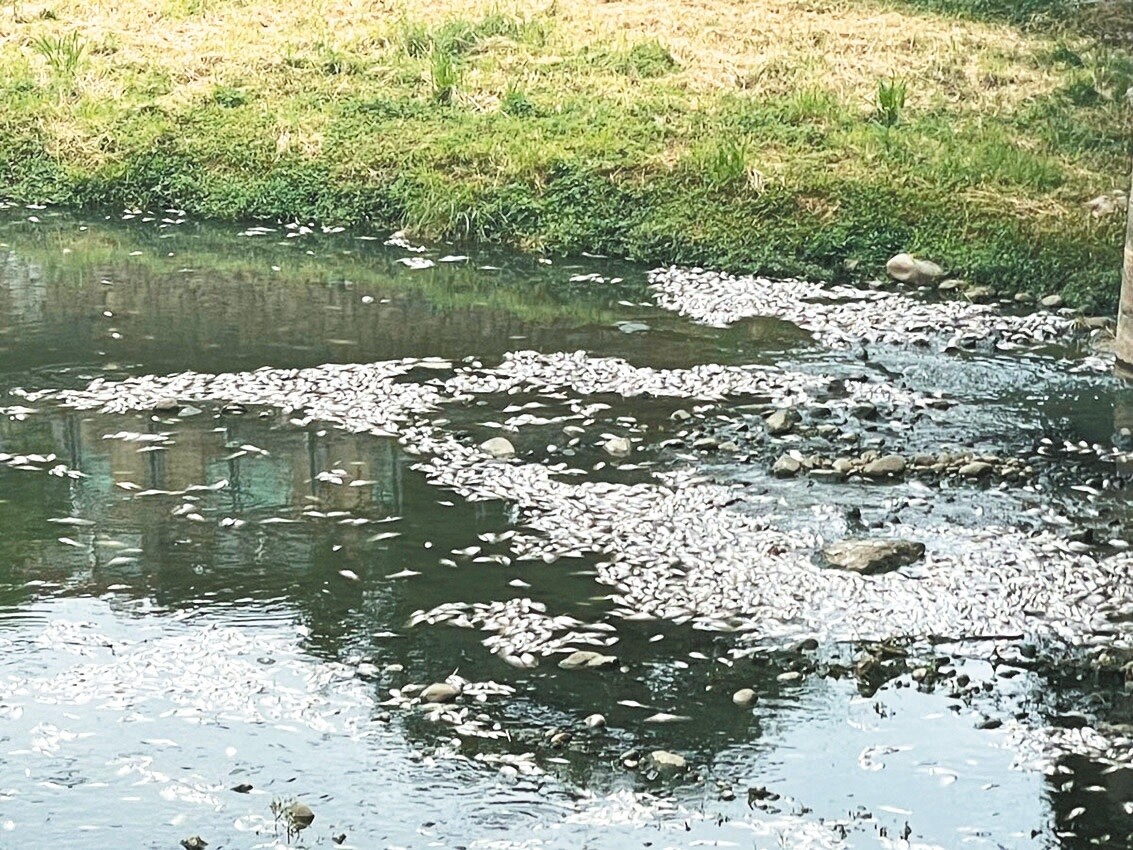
[{"xmin": 883, "ymin": 0, "xmax": 1133, "ymax": 40}]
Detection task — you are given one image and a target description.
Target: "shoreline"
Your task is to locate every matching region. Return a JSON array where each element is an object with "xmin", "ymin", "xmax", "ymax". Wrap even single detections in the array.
[{"xmin": 1, "ymin": 0, "xmax": 1129, "ymax": 311}]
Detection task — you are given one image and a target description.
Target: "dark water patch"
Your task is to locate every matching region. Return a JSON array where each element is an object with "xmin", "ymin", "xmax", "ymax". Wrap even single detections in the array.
[{"xmin": 0, "ymin": 210, "xmax": 803, "ymax": 385}]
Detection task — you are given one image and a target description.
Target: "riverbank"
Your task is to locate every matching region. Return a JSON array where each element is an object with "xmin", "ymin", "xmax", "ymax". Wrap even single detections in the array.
[{"xmin": 0, "ymin": 0, "xmax": 1129, "ymax": 309}]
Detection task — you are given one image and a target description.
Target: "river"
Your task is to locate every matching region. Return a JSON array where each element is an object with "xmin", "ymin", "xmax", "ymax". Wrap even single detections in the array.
[{"xmin": 0, "ymin": 204, "xmax": 1131, "ymax": 849}]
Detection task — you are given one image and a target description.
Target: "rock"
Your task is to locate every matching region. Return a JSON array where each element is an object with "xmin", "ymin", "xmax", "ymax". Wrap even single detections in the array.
[
  {"xmin": 480, "ymin": 437, "xmax": 515, "ymax": 458},
  {"xmin": 421, "ymin": 682, "xmax": 461, "ymax": 703},
  {"xmin": 1040, "ymin": 294, "xmax": 1064, "ymax": 309},
  {"xmin": 765, "ymin": 408, "xmax": 799, "ymax": 435},
  {"xmin": 584, "ymin": 713, "xmax": 606, "ymax": 728},
  {"xmin": 649, "ymin": 750, "xmax": 687, "ymax": 770},
  {"xmin": 853, "ymin": 402, "xmax": 878, "ymax": 420},
  {"xmin": 152, "ymin": 397, "xmax": 180, "ymax": 413},
  {"xmin": 285, "ymin": 801, "xmax": 315, "ymax": 831},
  {"xmin": 810, "ymin": 469, "xmax": 844, "ymax": 482},
  {"xmin": 885, "ymin": 254, "xmax": 917, "ymax": 279},
  {"xmin": 558, "ymin": 650, "xmax": 619, "ymax": 670},
  {"xmin": 603, "ymin": 436, "xmax": 632, "ymax": 457},
  {"xmin": 771, "ymin": 454, "xmax": 802, "ymax": 477},
  {"xmin": 1014, "ymin": 292, "xmax": 1035, "ymax": 304},
  {"xmin": 831, "ymin": 457, "xmax": 854, "ymax": 475},
  {"xmin": 1086, "ymin": 193, "xmax": 1123, "ymax": 218},
  {"xmin": 670, "ymin": 409, "xmax": 692, "ymax": 422},
  {"xmin": 181, "ymin": 838, "xmax": 208, "ymax": 850},
  {"xmin": 862, "ymin": 454, "xmax": 906, "ymax": 478},
  {"xmin": 886, "ymin": 253, "xmax": 945, "ymax": 286},
  {"xmin": 1084, "ymin": 316, "xmax": 1113, "ymax": 330},
  {"xmin": 821, "ymin": 539, "xmax": 925, "ymax": 575},
  {"xmin": 964, "ymin": 285, "xmax": 996, "ymax": 303},
  {"xmin": 732, "ymin": 688, "xmax": 757, "ymax": 706},
  {"xmin": 938, "ymin": 278, "xmax": 965, "ymax": 292},
  {"xmin": 958, "ymin": 461, "xmax": 993, "ymax": 478}
]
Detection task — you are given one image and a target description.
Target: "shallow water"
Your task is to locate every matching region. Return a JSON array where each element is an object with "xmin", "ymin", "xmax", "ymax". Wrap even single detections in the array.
[{"xmin": 0, "ymin": 206, "xmax": 1132, "ymax": 849}]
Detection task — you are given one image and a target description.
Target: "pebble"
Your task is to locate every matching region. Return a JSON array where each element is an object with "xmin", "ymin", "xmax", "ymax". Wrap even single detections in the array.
[
  {"xmin": 732, "ymin": 688, "xmax": 757, "ymax": 706},
  {"xmin": 765, "ymin": 408, "xmax": 799, "ymax": 435},
  {"xmin": 862, "ymin": 454, "xmax": 906, "ymax": 478},
  {"xmin": 772, "ymin": 454, "xmax": 802, "ymax": 477}
]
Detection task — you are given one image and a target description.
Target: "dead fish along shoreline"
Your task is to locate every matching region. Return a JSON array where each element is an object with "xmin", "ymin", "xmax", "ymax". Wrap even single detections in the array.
[
  {"xmin": 647, "ymin": 266, "xmax": 1087, "ymax": 350},
  {"xmin": 42, "ymin": 353, "xmax": 1133, "ymax": 661}
]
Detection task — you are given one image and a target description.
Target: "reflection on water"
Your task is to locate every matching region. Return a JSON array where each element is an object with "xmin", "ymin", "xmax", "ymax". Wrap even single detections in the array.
[{"xmin": 0, "ymin": 207, "xmax": 1131, "ymax": 848}]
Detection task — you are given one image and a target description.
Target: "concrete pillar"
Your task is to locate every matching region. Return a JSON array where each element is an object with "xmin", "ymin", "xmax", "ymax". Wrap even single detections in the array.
[{"xmin": 1116, "ymin": 157, "xmax": 1133, "ymax": 374}]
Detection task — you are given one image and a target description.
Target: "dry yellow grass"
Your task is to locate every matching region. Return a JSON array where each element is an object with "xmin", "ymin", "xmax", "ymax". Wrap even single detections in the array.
[{"xmin": 1, "ymin": 0, "xmax": 1075, "ymax": 113}]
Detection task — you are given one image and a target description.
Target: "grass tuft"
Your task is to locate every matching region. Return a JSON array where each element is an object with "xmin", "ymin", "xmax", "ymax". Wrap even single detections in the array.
[
  {"xmin": 430, "ymin": 47, "xmax": 460, "ymax": 104},
  {"xmin": 875, "ymin": 77, "xmax": 908, "ymax": 127},
  {"xmin": 30, "ymin": 30, "xmax": 85, "ymax": 80},
  {"xmin": 619, "ymin": 39, "xmax": 679, "ymax": 78},
  {"xmin": 501, "ymin": 81, "xmax": 537, "ymax": 116}
]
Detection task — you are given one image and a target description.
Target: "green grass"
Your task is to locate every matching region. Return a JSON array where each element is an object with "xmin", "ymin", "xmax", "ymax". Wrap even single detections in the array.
[
  {"xmin": 0, "ymin": 0, "xmax": 1129, "ymax": 312},
  {"xmin": 30, "ymin": 30, "xmax": 85, "ymax": 81}
]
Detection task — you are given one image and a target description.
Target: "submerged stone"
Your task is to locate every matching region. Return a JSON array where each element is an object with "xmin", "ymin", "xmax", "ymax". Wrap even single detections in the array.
[{"xmin": 821, "ymin": 539, "xmax": 925, "ymax": 575}]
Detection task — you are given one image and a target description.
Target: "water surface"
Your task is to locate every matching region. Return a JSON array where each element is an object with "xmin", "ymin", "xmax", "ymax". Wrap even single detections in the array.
[{"xmin": 0, "ymin": 206, "xmax": 1130, "ymax": 849}]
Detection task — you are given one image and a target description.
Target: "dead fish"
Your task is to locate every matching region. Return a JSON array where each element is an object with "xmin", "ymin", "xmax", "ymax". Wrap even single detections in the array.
[{"xmin": 644, "ymin": 712, "xmax": 692, "ymax": 723}]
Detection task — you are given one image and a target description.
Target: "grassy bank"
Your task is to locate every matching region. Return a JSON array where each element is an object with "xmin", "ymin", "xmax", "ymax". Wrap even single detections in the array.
[{"xmin": 0, "ymin": 0, "xmax": 1130, "ymax": 310}]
